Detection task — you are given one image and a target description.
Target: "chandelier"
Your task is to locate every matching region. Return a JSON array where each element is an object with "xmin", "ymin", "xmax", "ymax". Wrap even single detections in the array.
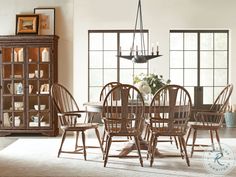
[{"xmin": 118, "ymin": 0, "xmax": 162, "ymax": 63}]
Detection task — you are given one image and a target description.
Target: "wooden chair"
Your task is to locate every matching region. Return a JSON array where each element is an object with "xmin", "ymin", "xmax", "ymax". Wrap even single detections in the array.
[
  {"xmin": 147, "ymin": 85, "xmax": 192, "ymax": 167},
  {"xmin": 99, "ymin": 82, "xmax": 133, "ymax": 147},
  {"xmin": 186, "ymin": 84, "xmax": 233, "ymax": 157},
  {"xmin": 99, "ymin": 82, "xmax": 122, "ymax": 101},
  {"xmin": 51, "ymin": 83, "xmax": 104, "ymax": 160},
  {"xmin": 102, "ymin": 84, "xmax": 144, "ymax": 167}
]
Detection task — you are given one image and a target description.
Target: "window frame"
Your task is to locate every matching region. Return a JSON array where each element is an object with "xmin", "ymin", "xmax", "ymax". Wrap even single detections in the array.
[
  {"xmin": 88, "ymin": 30, "xmax": 149, "ymax": 101},
  {"xmin": 169, "ymin": 30, "xmax": 229, "ymax": 107}
]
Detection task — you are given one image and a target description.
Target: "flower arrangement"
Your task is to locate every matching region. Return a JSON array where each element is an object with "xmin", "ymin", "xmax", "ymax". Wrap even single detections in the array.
[{"xmin": 134, "ymin": 73, "xmax": 171, "ymax": 95}]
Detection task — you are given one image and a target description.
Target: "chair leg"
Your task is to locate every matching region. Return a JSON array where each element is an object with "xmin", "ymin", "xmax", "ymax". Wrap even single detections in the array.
[
  {"xmin": 104, "ymin": 136, "xmax": 112, "ymax": 167},
  {"xmin": 150, "ymin": 135, "xmax": 158, "ymax": 167},
  {"xmin": 181, "ymin": 136, "xmax": 190, "ymax": 167},
  {"xmin": 215, "ymin": 130, "xmax": 222, "ymax": 153},
  {"xmin": 134, "ymin": 136, "xmax": 143, "ymax": 167},
  {"xmin": 81, "ymin": 131, "xmax": 87, "ymax": 160},
  {"xmin": 58, "ymin": 130, "xmax": 67, "ymax": 157},
  {"xmin": 95, "ymin": 128, "xmax": 104, "ymax": 157},
  {"xmin": 191, "ymin": 129, "xmax": 197, "ymax": 157},
  {"xmin": 75, "ymin": 131, "xmax": 79, "ymax": 150},
  {"xmin": 178, "ymin": 136, "xmax": 184, "ymax": 159},
  {"xmin": 185, "ymin": 127, "xmax": 192, "ymax": 145},
  {"xmin": 174, "ymin": 136, "xmax": 179, "ymax": 149},
  {"xmin": 147, "ymin": 133, "xmax": 154, "ymax": 160},
  {"xmin": 101, "ymin": 129, "xmax": 106, "ymax": 147},
  {"xmin": 209, "ymin": 130, "xmax": 215, "ymax": 151}
]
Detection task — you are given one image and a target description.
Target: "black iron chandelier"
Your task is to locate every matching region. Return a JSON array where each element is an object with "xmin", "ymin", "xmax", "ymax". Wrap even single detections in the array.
[{"xmin": 118, "ymin": 0, "xmax": 162, "ymax": 63}]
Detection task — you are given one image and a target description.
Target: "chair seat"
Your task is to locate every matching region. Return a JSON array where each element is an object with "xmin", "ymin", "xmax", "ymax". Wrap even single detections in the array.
[
  {"xmin": 106, "ymin": 129, "xmax": 140, "ymax": 137},
  {"xmin": 61, "ymin": 123, "xmax": 99, "ymax": 131},
  {"xmin": 150, "ymin": 127, "xmax": 185, "ymax": 136},
  {"xmin": 188, "ymin": 121, "xmax": 220, "ymax": 130}
]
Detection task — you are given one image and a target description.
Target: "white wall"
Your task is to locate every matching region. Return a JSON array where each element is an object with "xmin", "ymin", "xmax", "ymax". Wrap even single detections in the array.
[
  {"xmin": 0, "ymin": 0, "xmax": 74, "ymax": 91},
  {"xmin": 74, "ymin": 0, "xmax": 236, "ymax": 106}
]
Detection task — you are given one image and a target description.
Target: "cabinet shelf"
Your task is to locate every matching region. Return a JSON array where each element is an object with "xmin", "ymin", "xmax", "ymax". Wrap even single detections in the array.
[{"xmin": 0, "ymin": 35, "xmax": 59, "ymax": 137}]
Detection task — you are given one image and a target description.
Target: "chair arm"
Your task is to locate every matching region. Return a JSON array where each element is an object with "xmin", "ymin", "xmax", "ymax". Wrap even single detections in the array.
[{"xmin": 58, "ymin": 110, "xmax": 86, "ymax": 117}]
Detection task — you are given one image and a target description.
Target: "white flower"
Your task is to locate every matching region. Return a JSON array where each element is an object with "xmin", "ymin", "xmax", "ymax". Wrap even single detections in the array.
[{"xmin": 135, "ymin": 81, "xmax": 151, "ymax": 95}]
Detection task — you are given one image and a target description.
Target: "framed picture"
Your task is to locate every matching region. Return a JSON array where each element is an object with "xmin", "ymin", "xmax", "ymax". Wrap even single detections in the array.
[
  {"xmin": 34, "ymin": 8, "xmax": 55, "ymax": 35},
  {"xmin": 16, "ymin": 15, "xmax": 39, "ymax": 35}
]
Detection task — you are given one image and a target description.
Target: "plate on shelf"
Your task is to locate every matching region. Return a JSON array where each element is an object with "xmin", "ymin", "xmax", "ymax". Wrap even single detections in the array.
[
  {"xmin": 29, "ymin": 122, "xmax": 38, "ymax": 127},
  {"xmin": 36, "ymin": 91, "xmax": 49, "ymax": 94}
]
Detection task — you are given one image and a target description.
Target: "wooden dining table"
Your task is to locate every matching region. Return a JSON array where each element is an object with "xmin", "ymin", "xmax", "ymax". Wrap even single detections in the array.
[{"xmin": 84, "ymin": 101, "xmax": 163, "ymax": 157}]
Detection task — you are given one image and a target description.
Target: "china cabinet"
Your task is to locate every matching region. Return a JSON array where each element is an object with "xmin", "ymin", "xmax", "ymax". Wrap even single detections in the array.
[{"xmin": 0, "ymin": 35, "xmax": 59, "ymax": 136}]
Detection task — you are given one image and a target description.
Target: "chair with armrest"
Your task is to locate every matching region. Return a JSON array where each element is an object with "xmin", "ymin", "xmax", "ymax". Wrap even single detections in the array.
[
  {"xmin": 51, "ymin": 83, "xmax": 104, "ymax": 160},
  {"xmin": 147, "ymin": 85, "xmax": 192, "ymax": 167},
  {"xmin": 102, "ymin": 84, "xmax": 144, "ymax": 167},
  {"xmin": 186, "ymin": 84, "xmax": 233, "ymax": 157}
]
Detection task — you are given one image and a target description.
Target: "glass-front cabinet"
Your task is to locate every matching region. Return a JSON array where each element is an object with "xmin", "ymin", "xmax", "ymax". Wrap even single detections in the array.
[{"xmin": 0, "ymin": 35, "xmax": 59, "ymax": 136}]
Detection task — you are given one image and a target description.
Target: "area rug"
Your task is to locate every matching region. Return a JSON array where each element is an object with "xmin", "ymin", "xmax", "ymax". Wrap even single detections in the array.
[{"xmin": 0, "ymin": 137, "xmax": 235, "ymax": 177}]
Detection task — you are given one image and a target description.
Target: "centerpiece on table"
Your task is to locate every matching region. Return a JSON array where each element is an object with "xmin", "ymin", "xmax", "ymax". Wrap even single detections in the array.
[{"xmin": 134, "ymin": 73, "xmax": 171, "ymax": 99}]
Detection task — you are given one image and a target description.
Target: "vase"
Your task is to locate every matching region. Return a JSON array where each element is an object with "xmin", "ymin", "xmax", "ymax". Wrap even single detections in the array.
[{"xmin": 224, "ymin": 112, "xmax": 236, "ymax": 128}]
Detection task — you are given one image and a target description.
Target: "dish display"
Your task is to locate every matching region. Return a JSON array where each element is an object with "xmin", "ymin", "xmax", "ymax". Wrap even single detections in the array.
[{"xmin": 34, "ymin": 104, "xmax": 46, "ymax": 110}]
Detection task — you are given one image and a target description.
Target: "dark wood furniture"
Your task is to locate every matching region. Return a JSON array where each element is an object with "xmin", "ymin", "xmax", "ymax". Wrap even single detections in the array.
[
  {"xmin": 51, "ymin": 83, "xmax": 104, "ymax": 160},
  {"xmin": 0, "ymin": 35, "xmax": 59, "ymax": 136},
  {"xmin": 147, "ymin": 85, "xmax": 192, "ymax": 167},
  {"xmin": 102, "ymin": 84, "xmax": 144, "ymax": 167},
  {"xmin": 186, "ymin": 84, "xmax": 233, "ymax": 157}
]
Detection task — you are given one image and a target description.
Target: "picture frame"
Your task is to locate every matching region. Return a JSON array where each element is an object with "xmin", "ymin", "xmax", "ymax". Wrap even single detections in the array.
[
  {"xmin": 34, "ymin": 8, "xmax": 55, "ymax": 35},
  {"xmin": 16, "ymin": 15, "xmax": 39, "ymax": 35}
]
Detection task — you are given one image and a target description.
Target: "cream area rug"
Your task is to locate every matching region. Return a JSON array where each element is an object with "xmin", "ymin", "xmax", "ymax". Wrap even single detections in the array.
[{"xmin": 0, "ymin": 137, "xmax": 236, "ymax": 177}]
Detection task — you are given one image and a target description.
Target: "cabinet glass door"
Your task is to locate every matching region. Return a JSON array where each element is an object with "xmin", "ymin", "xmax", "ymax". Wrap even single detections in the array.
[
  {"xmin": 27, "ymin": 47, "xmax": 51, "ymax": 128},
  {"xmin": 1, "ymin": 47, "xmax": 25, "ymax": 128}
]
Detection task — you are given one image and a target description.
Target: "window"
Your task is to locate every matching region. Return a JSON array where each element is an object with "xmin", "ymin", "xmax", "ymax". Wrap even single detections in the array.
[
  {"xmin": 170, "ymin": 30, "xmax": 229, "ymax": 106},
  {"xmin": 88, "ymin": 30, "xmax": 149, "ymax": 101}
]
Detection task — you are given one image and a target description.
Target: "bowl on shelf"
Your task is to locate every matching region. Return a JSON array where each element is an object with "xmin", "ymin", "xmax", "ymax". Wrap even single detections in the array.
[
  {"xmin": 29, "ymin": 73, "xmax": 35, "ymax": 78},
  {"xmin": 14, "ymin": 102, "xmax": 24, "ymax": 109},
  {"xmin": 34, "ymin": 104, "xmax": 46, "ymax": 110}
]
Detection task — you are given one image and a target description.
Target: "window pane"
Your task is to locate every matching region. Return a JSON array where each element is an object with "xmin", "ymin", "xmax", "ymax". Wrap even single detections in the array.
[
  {"xmin": 120, "ymin": 69, "xmax": 133, "ymax": 84},
  {"xmin": 215, "ymin": 33, "xmax": 227, "ymax": 50},
  {"xmin": 214, "ymin": 69, "xmax": 227, "ymax": 86},
  {"xmin": 104, "ymin": 51, "xmax": 117, "ymax": 68},
  {"xmin": 134, "ymin": 62, "xmax": 148, "ymax": 69},
  {"xmin": 200, "ymin": 51, "xmax": 213, "ymax": 68},
  {"xmin": 214, "ymin": 87, "xmax": 224, "ymax": 101},
  {"xmin": 200, "ymin": 69, "xmax": 213, "ymax": 86},
  {"xmin": 104, "ymin": 33, "xmax": 117, "ymax": 50},
  {"xmin": 90, "ymin": 69, "xmax": 103, "ymax": 86},
  {"xmin": 215, "ymin": 51, "xmax": 227, "ymax": 68},
  {"xmin": 184, "ymin": 33, "xmax": 197, "ymax": 50},
  {"xmin": 184, "ymin": 69, "xmax": 197, "ymax": 86},
  {"xmin": 89, "ymin": 87, "xmax": 102, "ymax": 102},
  {"xmin": 200, "ymin": 33, "xmax": 213, "ymax": 50},
  {"xmin": 89, "ymin": 51, "xmax": 103, "ymax": 68},
  {"xmin": 203, "ymin": 87, "xmax": 213, "ymax": 104},
  {"xmin": 184, "ymin": 51, "xmax": 197, "ymax": 68},
  {"xmin": 170, "ymin": 33, "xmax": 183, "ymax": 50},
  {"xmin": 134, "ymin": 69, "xmax": 148, "ymax": 78},
  {"xmin": 90, "ymin": 33, "xmax": 103, "ymax": 50},
  {"xmin": 104, "ymin": 69, "xmax": 117, "ymax": 84},
  {"xmin": 120, "ymin": 58, "xmax": 133, "ymax": 68},
  {"xmin": 120, "ymin": 33, "xmax": 133, "ymax": 51},
  {"xmin": 170, "ymin": 51, "xmax": 183, "ymax": 68},
  {"xmin": 170, "ymin": 69, "xmax": 183, "ymax": 85},
  {"xmin": 185, "ymin": 87, "xmax": 194, "ymax": 105}
]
